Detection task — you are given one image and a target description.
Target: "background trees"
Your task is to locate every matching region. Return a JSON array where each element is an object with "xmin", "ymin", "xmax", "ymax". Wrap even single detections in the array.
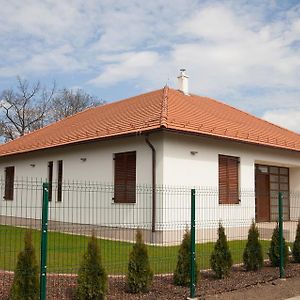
[
  {"xmin": 0, "ymin": 77, "xmax": 104, "ymax": 142},
  {"xmin": 0, "ymin": 77, "xmax": 55, "ymax": 141},
  {"xmin": 51, "ymin": 88, "xmax": 103, "ymax": 122}
]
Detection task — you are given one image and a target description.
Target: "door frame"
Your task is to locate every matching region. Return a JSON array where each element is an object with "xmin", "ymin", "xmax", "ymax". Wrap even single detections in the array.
[
  {"xmin": 255, "ymin": 164, "xmax": 290, "ymax": 222},
  {"xmin": 255, "ymin": 168, "xmax": 270, "ymax": 222}
]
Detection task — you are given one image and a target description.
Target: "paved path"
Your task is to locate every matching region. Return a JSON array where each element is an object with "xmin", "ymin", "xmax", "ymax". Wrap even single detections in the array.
[{"xmin": 206, "ymin": 277, "xmax": 300, "ymax": 300}]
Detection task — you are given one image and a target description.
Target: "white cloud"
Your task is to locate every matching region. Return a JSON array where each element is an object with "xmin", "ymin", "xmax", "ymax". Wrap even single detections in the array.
[
  {"xmin": 0, "ymin": 0, "xmax": 299, "ymax": 130},
  {"xmin": 89, "ymin": 51, "xmax": 160, "ymax": 86},
  {"xmin": 262, "ymin": 109, "xmax": 300, "ymax": 133}
]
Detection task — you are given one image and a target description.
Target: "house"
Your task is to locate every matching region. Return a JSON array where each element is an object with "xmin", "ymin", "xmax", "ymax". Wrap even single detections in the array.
[{"xmin": 0, "ymin": 70, "xmax": 300, "ymax": 244}]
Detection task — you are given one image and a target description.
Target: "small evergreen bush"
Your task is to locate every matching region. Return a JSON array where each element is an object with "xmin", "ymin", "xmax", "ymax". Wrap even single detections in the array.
[
  {"xmin": 243, "ymin": 220, "xmax": 264, "ymax": 271},
  {"xmin": 210, "ymin": 223, "xmax": 232, "ymax": 279},
  {"xmin": 292, "ymin": 219, "xmax": 300, "ymax": 263},
  {"xmin": 173, "ymin": 229, "xmax": 198, "ymax": 286},
  {"xmin": 268, "ymin": 224, "xmax": 289, "ymax": 267},
  {"xmin": 77, "ymin": 234, "xmax": 107, "ymax": 300},
  {"xmin": 10, "ymin": 230, "xmax": 39, "ymax": 300},
  {"xmin": 127, "ymin": 229, "xmax": 153, "ymax": 293}
]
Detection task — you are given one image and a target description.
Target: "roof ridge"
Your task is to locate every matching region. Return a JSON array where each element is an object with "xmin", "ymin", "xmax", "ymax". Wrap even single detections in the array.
[{"xmin": 160, "ymin": 85, "xmax": 169, "ymax": 128}]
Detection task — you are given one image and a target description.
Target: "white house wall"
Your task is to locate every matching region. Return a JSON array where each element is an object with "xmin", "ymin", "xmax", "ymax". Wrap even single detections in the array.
[
  {"xmin": 161, "ymin": 132, "xmax": 300, "ymax": 229},
  {"xmin": 0, "ymin": 133, "xmax": 164, "ymax": 230},
  {"xmin": 1, "ymin": 130, "xmax": 300, "ymax": 238}
]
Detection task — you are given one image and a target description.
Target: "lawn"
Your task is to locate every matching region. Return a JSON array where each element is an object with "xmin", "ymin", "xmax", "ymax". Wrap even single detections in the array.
[{"xmin": 0, "ymin": 225, "xmax": 271, "ymax": 275}]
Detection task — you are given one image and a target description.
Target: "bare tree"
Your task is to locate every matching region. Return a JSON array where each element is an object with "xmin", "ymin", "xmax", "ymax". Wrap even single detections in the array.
[
  {"xmin": 0, "ymin": 77, "xmax": 55, "ymax": 141},
  {"xmin": 0, "ymin": 78, "xmax": 104, "ymax": 142},
  {"xmin": 51, "ymin": 88, "xmax": 104, "ymax": 122}
]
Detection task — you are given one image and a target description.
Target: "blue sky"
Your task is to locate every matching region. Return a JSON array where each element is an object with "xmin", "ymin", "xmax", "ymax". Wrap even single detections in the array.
[{"xmin": 0, "ymin": 0, "xmax": 300, "ymax": 132}]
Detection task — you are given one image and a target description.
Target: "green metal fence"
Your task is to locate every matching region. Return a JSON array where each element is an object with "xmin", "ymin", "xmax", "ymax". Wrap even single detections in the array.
[{"xmin": 0, "ymin": 179, "xmax": 299, "ymax": 299}]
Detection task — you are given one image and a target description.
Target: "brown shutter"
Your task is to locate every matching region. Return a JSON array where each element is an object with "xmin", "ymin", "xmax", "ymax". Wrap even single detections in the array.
[
  {"xmin": 48, "ymin": 161, "xmax": 53, "ymax": 202},
  {"xmin": 114, "ymin": 151, "xmax": 136, "ymax": 203},
  {"xmin": 126, "ymin": 152, "xmax": 136, "ymax": 203},
  {"xmin": 228, "ymin": 156, "xmax": 239, "ymax": 204},
  {"xmin": 114, "ymin": 153, "xmax": 126, "ymax": 203},
  {"xmin": 57, "ymin": 160, "xmax": 63, "ymax": 202},
  {"xmin": 219, "ymin": 155, "xmax": 239, "ymax": 204},
  {"xmin": 4, "ymin": 166, "xmax": 15, "ymax": 200},
  {"xmin": 219, "ymin": 155, "xmax": 228, "ymax": 204}
]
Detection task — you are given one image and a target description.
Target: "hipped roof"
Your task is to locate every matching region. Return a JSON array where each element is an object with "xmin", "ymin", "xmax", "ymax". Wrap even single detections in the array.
[{"xmin": 0, "ymin": 86, "xmax": 300, "ymax": 157}]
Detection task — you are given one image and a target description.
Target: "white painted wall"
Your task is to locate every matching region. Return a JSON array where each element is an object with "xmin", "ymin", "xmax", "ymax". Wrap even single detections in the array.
[
  {"xmin": 0, "ymin": 130, "xmax": 300, "ymax": 233},
  {"xmin": 0, "ymin": 133, "xmax": 164, "ymax": 229},
  {"xmin": 161, "ymin": 132, "xmax": 300, "ymax": 227}
]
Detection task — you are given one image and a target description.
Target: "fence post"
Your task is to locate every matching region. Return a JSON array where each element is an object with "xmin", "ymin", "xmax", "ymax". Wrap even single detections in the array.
[
  {"xmin": 278, "ymin": 191, "xmax": 285, "ymax": 278},
  {"xmin": 40, "ymin": 182, "xmax": 49, "ymax": 300},
  {"xmin": 190, "ymin": 189, "xmax": 196, "ymax": 298}
]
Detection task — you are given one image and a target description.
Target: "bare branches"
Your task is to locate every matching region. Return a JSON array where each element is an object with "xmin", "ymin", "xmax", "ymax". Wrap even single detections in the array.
[
  {"xmin": 50, "ymin": 88, "xmax": 104, "ymax": 122},
  {"xmin": 0, "ymin": 77, "xmax": 56, "ymax": 141},
  {"xmin": 0, "ymin": 77, "xmax": 103, "ymax": 142}
]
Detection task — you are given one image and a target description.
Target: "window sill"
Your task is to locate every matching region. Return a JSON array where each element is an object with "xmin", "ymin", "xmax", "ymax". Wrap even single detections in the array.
[
  {"xmin": 111, "ymin": 200, "xmax": 136, "ymax": 205},
  {"xmin": 3, "ymin": 196, "xmax": 13, "ymax": 201}
]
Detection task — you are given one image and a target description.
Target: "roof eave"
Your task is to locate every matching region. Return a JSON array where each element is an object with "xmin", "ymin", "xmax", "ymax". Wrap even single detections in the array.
[
  {"xmin": 163, "ymin": 128, "xmax": 300, "ymax": 154},
  {"xmin": 0, "ymin": 125, "xmax": 299, "ymax": 159}
]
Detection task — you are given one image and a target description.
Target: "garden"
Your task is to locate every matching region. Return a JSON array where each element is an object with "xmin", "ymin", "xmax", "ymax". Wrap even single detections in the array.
[{"xmin": 0, "ymin": 220, "xmax": 300, "ymax": 299}]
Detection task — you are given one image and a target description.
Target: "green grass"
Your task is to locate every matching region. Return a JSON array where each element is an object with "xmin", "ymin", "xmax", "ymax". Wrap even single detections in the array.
[{"xmin": 0, "ymin": 225, "xmax": 271, "ymax": 275}]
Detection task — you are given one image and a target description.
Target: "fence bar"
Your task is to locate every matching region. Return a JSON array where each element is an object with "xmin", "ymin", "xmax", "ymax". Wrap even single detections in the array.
[
  {"xmin": 278, "ymin": 191, "xmax": 285, "ymax": 278},
  {"xmin": 40, "ymin": 183, "xmax": 49, "ymax": 300},
  {"xmin": 190, "ymin": 188, "xmax": 196, "ymax": 298}
]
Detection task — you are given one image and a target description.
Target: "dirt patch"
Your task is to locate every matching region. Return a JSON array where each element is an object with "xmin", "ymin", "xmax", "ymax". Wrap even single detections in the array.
[{"xmin": 1, "ymin": 263, "xmax": 300, "ymax": 299}]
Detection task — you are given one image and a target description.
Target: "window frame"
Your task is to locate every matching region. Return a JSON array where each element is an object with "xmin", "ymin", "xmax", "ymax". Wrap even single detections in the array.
[
  {"xmin": 4, "ymin": 166, "xmax": 15, "ymax": 201},
  {"xmin": 113, "ymin": 151, "xmax": 136, "ymax": 204},
  {"xmin": 255, "ymin": 164, "xmax": 290, "ymax": 220},
  {"xmin": 48, "ymin": 161, "xmax": 53, "ymax": 202},
  {"xmin": 57, "ymin": 160, "xmax": 63, "ymax": 202},
  {"xmin": 218, "ymin": 154, "xmax": 240, "ymax": 205}
]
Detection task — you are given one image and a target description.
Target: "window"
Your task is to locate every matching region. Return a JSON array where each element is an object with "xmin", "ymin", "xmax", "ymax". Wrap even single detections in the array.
[
  {"xmin": 219, "ymin": 155, "xmax": 239, "ymax": 204},
  {"xmin": 114, "ymin": 151, "xmax": 136, "ymax": 203},
  {"xmin": 48, "ymin": 161, "xmax": 53, "ymax": 202},
  {"xmin": 4, "ymin": 166, "xmax": 15, "ymax": 200},
  {"xmin": 57, "ymin": 160, "xmax": 63, "ymax": 202}
]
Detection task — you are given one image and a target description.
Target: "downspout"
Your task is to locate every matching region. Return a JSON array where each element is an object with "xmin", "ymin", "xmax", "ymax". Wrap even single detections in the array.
[{"xmin": 145, "ymin": 135, "xmax": 156, "ymax": 233}]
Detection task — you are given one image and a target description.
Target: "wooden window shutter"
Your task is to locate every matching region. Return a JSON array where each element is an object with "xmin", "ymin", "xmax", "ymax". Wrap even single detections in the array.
[
  {"xmin": 48, "ymin": 161, "xmax": 53, "ymax": 202},
  {"xmin": 219, "ymin": 155, "xmax": 239, "ymax": 204},
  {"xmin": 57, "ymin": 160, "xmax": 63, "ymax": 202},
  {"xmin": 4, "ymin": 166, "xmax": 15, "ymax": 200},
  {"xmin": 219, "ymin": 155, "xmax": 228, "ymax": 204},
  {"xmin": 114, "ymin": 151, "xmax": 136, "ymax": 203}
]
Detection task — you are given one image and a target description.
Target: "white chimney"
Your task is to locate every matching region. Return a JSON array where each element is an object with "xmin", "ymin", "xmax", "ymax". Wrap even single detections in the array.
[{"xmin": 177, "ymin": 69, "xmax": 189, "ymax": 95}]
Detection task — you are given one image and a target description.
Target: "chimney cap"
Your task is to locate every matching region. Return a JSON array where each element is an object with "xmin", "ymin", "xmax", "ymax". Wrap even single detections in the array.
[
  {"xmin": 178, "ymin": 68, "xmax": 189, "ymax": 78},
  {"xmin": 177, "ymin": 69, "xmax": 189, "ymax": 95}
]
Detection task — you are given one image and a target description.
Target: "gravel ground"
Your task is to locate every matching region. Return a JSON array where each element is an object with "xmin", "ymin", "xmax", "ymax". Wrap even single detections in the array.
[{"xmin": 1, "ymin": 262, "xmax": 300, "ymax": 299}]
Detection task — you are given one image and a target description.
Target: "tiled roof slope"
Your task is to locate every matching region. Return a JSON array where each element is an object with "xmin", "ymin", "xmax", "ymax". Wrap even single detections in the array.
[{"xmin": 0, "ymin": 86, "xmax": 300, "ymax": 157}]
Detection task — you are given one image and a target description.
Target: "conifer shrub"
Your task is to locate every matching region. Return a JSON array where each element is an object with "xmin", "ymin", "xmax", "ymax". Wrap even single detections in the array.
[
  {"xmin": 127, "ymin": 229, "xmax": 153, "ymax": 293},
  {"xmin": 292, "ymin": 219, "xmax": 300, "ymax": 263},
  {"xmin": 210, "ymin": 223, "xmax": 232, "ymax": 279},
  {"xmin": 173, "ymin": 229, "xmax": 198, "ymax": 286},
  {"xmin": 268, "ymin": 224, "xmax": 289, "ymax": 267},
  {"xmin": 10, "ymin": 230, "xmax": 39, "ymax": 300},
  {"xmin": 243, "ymin": 220, "xmax": 264, "ymax": 271},
  {"xmin": 77, "ymin": 234, "xmax": 107, "ymax": 300}
]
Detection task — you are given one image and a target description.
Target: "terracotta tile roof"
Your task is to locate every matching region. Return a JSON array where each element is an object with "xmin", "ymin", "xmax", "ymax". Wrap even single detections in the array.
[{"xmin": 0, "ymin": 86, "xmax": 300, "ymax": 157}]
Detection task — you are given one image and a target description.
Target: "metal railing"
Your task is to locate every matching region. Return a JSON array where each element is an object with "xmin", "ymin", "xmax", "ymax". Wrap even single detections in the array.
[{"xmin": 0, "ymin": 179, "xmax": 299, "ymax": 299}]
